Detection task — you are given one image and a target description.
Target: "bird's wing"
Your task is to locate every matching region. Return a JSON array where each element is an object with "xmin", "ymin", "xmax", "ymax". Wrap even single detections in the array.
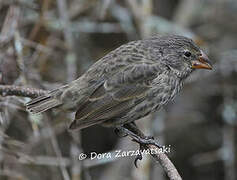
[{"xmin": 69, "ymin": 63, "xmax": 161, "ymax": 130}]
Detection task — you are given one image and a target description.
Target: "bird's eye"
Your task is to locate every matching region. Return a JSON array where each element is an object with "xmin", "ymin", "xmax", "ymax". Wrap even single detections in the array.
[{"xmin": 184, "ymin": 51, "xmax": 191, "ymax": 58}]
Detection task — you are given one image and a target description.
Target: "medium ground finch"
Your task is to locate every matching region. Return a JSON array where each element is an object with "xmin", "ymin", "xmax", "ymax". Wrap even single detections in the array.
[{"xmin": 26, "ymin": 35, "xmax": 212, "ymax": 164}]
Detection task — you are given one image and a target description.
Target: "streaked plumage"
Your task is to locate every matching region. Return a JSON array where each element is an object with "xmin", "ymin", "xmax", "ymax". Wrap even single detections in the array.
[{"xmin": 26, "ymin": 35, "xmax": 212, "ymax": 130}]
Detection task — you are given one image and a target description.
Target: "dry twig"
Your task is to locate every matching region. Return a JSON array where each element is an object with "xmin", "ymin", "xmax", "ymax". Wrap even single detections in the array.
[
  {"xmin": 148, "ymin": 144, "xmax": 182, "ymax": 180},
  {"xmin": 0, "ymin": 85, "xmax": 47, "ymax": 98}
]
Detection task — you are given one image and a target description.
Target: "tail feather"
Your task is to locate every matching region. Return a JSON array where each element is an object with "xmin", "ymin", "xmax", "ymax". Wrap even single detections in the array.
[
  {"xmin": 26, "ymin": 86, "xmax": 67, "ymax": 114},
  {"xmin": 26, "ymin": 95, "xmax": 51, "ymax": 107}
]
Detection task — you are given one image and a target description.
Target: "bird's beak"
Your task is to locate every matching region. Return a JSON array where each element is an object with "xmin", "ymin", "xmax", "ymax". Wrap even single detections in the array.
[{"xmin": 191, "ymin": 50, "xmax": 212, "ymax": 70}]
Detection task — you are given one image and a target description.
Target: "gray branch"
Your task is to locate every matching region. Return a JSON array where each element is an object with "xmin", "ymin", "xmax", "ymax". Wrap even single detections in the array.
[
  {"xmin": 0, "ymin": 85, "xmax": 47, "ymax": 98},
  {"xmin": 148, "ymin": 144, "xmax": 182, "ymax": 180}
]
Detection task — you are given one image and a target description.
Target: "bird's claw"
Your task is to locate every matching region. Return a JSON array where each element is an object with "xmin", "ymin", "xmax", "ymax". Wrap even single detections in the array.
[
  {"xmin": 132, "ymin": 136, "xmax": 161, "ymax": 168},
  {"xmin": 134, "ymin": 144, "xmax": 144, "ymax": 168}
]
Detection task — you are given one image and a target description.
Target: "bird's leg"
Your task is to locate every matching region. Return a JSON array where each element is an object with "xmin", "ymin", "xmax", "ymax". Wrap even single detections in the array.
[
  {"xmin": 115, "ymin": 122, "xmax": 161, "ymax": 167},
  {"xmin": 114, "ymin": 122, "xmax": 144, "ymax": 139},
  {"xmin": 123, "ymin": 122, "xmax": 161, "ymax": 148},
  {"xmin": 114, "ymin": 122, "xmax": 142, "ymax": 138}
]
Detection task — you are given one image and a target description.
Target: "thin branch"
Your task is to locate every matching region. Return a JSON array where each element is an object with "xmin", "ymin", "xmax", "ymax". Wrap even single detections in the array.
[
  {"xmin": 0, "ymin": 5, "xmax": 20, "ymax": 44},
  {"xmin": 1, "ymin": 0, "xmax": 39, "ymax": 10},
  {"xmin": 126, "ymin": 127, "xmax": 182, "ymax": 180},
  {"xmin": 44, "ymin": 114, "xmax": 71, "ymax": 180},
  {"xmin": 148, "ymin": 144, "xmax": 182, "ymax": 180},
  {"xmin": 56, "ymin": 0, "xmax": 77, "ymax": 82},
  {"xmin": 0, "ymin": 169, "xmax": 28, "ymax": 180},
  {"xmin": 0, "ymin": 85, "xmax": 48, "ymax": 98}
]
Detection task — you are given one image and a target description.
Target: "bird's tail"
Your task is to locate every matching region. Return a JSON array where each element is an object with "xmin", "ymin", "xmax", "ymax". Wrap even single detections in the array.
[{"xmin": 26, "ymin": 85, "xmax": 68, "ymax": 114}]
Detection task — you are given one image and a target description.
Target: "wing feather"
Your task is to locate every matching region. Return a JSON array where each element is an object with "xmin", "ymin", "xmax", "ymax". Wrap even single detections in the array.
[{"xmin": 70, "ymin": 63, "xmax": 161, "ymax": 130}]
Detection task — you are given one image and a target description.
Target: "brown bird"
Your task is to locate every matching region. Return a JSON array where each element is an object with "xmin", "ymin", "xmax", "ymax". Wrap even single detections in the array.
[{"xmin": 26, "ymin": 35, "xmax": 212, "ymax": 164}]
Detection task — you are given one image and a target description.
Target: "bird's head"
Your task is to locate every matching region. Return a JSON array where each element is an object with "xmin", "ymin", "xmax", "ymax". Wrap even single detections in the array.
[{"xmin": 151, "ymin": 35, "xmax": 212, "ymax": 79}]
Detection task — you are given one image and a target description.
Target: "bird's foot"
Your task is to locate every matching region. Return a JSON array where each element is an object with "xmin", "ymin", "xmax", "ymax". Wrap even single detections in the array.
[
  {"xmin": 117, "ymin": 125, "xmax": 161, "ymax": 148},
  {"xmin": 131, "ymin": 135, "xmax": 161, "ymax": 167},
  {"xmin": 116, "ymin": 124, "xmax": 162, "ymax": 167},
  {"xmin": 132, "ymin": 135, "xmax": 161, "ymax": 149}
]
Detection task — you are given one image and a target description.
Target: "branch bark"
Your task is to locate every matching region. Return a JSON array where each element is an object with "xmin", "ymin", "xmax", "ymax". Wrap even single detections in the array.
[
  {"xmin": 148, "ymin": 144, "xmax": 182, "ymax": 180},
  {"xmin": 0, "ymin": 85, "xmax": 47, "ymax": 98}
]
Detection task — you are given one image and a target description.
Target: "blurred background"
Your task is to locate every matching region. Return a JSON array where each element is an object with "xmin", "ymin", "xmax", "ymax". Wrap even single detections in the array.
[{"xmin": 0, "ymin": 0, "xmax": 237, "ymax": 179}]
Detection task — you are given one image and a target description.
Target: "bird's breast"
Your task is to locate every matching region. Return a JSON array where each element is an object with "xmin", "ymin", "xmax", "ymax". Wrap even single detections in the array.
[
  {"xmin": 147, "ymin": 74, "xmax": 183, "ymax": 111},
  {"xmin": 120, "ymin": 74, "xmax": 183, "ymax": 123}
]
